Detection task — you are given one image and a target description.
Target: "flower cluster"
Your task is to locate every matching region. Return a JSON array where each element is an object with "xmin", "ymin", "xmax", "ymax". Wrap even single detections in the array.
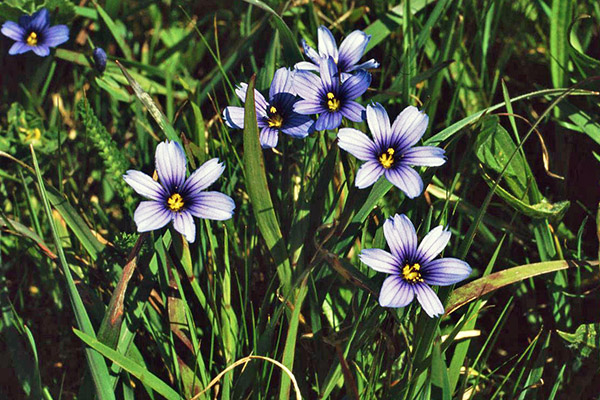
[{"xmin": 223, "ymin": 25, "xmax": 470, "ymax": 317}]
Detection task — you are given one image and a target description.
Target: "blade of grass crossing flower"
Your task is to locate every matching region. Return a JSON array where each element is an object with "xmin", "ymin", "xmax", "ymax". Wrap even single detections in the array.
[
  {"xmin": 30, "ymin": 146, "xmax": 115, "ymax": 400},
  {"xmin": 92, "ymin": 0, "xmax": 134, "ymax": 60},
  {"xmin": 242, "ymin": 75, "xmax": 292, "ymax": 292},
  {"xmin": 115, "ymin": 61, "xmax": 179, "ymax": 142},
  {"xmin": 242, "ymin": 0, "xmax": 302, "ymax": 63},
  {"xmin": 73, "ymin": 329, "xmax": 184, "ymax": 400},
  {"xmin": 278, "ymin": 275, "xmax": 309, "ymax": 400}
]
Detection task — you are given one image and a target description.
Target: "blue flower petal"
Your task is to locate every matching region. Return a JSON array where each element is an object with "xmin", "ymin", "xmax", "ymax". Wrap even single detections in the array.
[
  {"xmin": 422, "ymin": 258, "xmax": 472, "ymax": 286},
  {"xmin": 223, "ymin": 106, "xmax": 245, "ymax": 129},
  {"xmin": 315, "ymin": 111, "xmax": 342, "ymax": 131},
  {"xmin": 187, "ymin": 191, "xmax": 235, "ymax": 221},
  {"xmin": 294, "ymin": 60, "xmax": 319, "ymax": 72},
  {"xmin": 123, "ymin": 170, "xmax": 167, "ymax": 201},
  {"xmin": 390, "ymin": 106, "xmax": 429, "ymax": 149},
  {"xmin": 352, "ymin": 59, "xmax": 380, "ymax": 71},
  {"xmin": 383, "ymin": 214, "xmax": 418, "ymax": 263},
  {"xmin": 319, "ymin": 56, "xmax": 339, "ymax": 93},
  {"xmin": 414, "ymin": 282, "xmax": 445, "ymax": 317},
  {"xmin": 182, "ymin": 158, "xmax": 225, "ymax": 194},
  {"xmin": 260, "ymin": 127, "xmax": 279, "ymax": 148},
  {"xmin": 301, "ymin": 39, "xmax": 320, "ymax": 64},
  {"xmin": 354, "ymin": 160, "xmax": 385, "ymax": 189},
  {"xmin": 155, "ymin": 140, "xmax": 187, "ymax": 191},
  {"xmin": 366, "ymin": 103, "xmax": 391, "ymax": 147},
  {"xmin": 292, "ymin": 71, "xmax": 323, "ymax": 101},
  {"xmin": 281, "ymin": 114, "xmax": 313, "ymax": 138},
  {"xmin": 359, "ymin": 248, "xmax": 399, "ymax": 274},
  {"xmin": 338, "ymin": 30, "xmax": 370, "ymax": 70},
  {"xmin": 416, "ymin": 226, "xmax": 451, "ymax": 264},
  {"xmin": 337, "ymin": 127, "xmax": 377, "ymax": 161},
  {"xmin": 341, "ymin": 70, "xmax": 370, "ymax": 100},
  {"xmin": 133, "ymin": 200, "xmax": 173, "ymax": 232},
  {"xmin": 340, "ymin": 101, "xmax": 365, "ymax": 122},
  {"xmin": 29, "ymin": 8, "xmax": 50, "ymax": 31},
  {"xmin": 269, "ymin": 67, "xmax": 293, "ymax": 99},
  {"xmin": 384, "ymin": 166, "xmax": 423, "ymax": 198},
  {"xmin": 173, "ymin": 210, "xmax": 196, "ymax": 243},
  {"xmin": 32, "ymin": 45, "xmax": 50, "ymax": 57},
  {"xmin": 235, "ymin": 83, "xmax": 268, "ymax": 117},
  {"xmin": 317, "ymin": 25, "xmax": 338, "ymax": 60},
  {"xmin": 293, "ymin": 99, "xmax": 325, "ymax": 115},
  {"xmin": 8, "ymin": 42, "xmax": 31, "ymax": 55},
  {"xmin": 43, "ymin": 24, "xmax": 69, "ymax": 47},
  {"xmin": 1, "ymin": 21, "xmax": 25, "ymax": 41},
  {"xmin": 403, "ymin": 146, "xmax": 447, "ymax": 167},
  {"xmin": 379, "ymin": 276, "xmax": 415, "ymax": 308}
]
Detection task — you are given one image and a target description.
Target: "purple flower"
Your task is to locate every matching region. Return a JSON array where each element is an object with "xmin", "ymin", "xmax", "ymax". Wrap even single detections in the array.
[
  {"xmin": 360, "ymin": 214, "xmax": 471, "ymax": 318},
  {"xmin": 337, "ymin": 103, "xmax": 446, "ymax": 198},
  {"xmin": 295, "ymin": 25, "xmax": 379, "ymax": 81},
  {"xmin": 223, "ymin": 67, "xmax": 314, "ymax": 148},
  {"xmin": 1, "ymin": 8, "xmax": 69, "ymax": 57},
  {"xmin": 123, "ymin": 141, "xmax": 235, "ymax": 243},
  {"xmin": 293, "ymin": 57, "xmax": 370, "ymax": 131}
]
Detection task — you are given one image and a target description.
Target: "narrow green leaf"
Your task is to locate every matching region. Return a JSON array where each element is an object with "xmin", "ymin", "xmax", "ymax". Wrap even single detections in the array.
[
  {"xmin": 73, "ymin": 329, "xmax": 184, "ymax": 400},
  {"xmin": 92, "ymin": 0, "xmax": 134, "ymax": 60},
  {"xmin": 446, "ymin": 260, "xmax": 597, "ymax": 315},
  {"xmin": 30, "ymin": 146, "xmax": 115, "ymax": 400},
  {"xmin": 549, "ymin": 0, "xmax": 571, "ymax": 88},
  {"xmin": 115, "ymin": 61, "xmax": 179, "ymax": 142},
  {"xmin": 242, "ymin": 0, "xmax": 302, "ymax": 63},
  {"xmin": 242, "ymin": 75, "xmax": 291, "ymax": 292}
]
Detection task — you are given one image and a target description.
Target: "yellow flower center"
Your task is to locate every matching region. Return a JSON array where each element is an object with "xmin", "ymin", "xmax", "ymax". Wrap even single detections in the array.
[
  {"xmin": 402, "ymin": 263, "xmax": 423, "ymax": 283},
  {"xmin": 167, "ymin": 193, "xmax": 185, "ymax": 212},
  {"xmin": 326, "ymin": 92, "xmax": 340, "ymax": 111},
  {"xmin": 269, "ymin": 106, "xmax": 277, "ymax": 114},
  {"xmin": 27, "ymin": 32, "xmax": 38, "ymax": 46},
  {"xmin": 378, "ymin": 148, "xmax": 395, "ymax": 169}
]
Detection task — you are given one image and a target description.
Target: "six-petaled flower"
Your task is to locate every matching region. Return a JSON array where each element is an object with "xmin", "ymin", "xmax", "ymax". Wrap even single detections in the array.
[
  {"xmin": 1, "ymin": 8, "xmax": 69, "ymax": 56},
  {"xmin": 123, "ymin": 140, "xmax": 235, "ymax": 243},
  {"xmin": 296, "ymin": 25, "xmax": 379, "ymax": 81},
  {"xmin": 360, "ymin": 214, "xmax": 471, "ymax": 318},
  {"xmin": 223, "ymin": 67, "xmax": 314, "ymax": 148},
  {"xmin": 293, "ymin": 56, "xmax": 370, "ymax": 131},
  {"xmin": 337, "ymin": 103, "xmax": 446, "ymax": 198}
]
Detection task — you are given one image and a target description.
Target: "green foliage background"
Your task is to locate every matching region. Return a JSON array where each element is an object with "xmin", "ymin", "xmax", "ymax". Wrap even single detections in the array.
[{"xmin": 1, "ymin": 0, "xmax": 600, "ymax": 399}]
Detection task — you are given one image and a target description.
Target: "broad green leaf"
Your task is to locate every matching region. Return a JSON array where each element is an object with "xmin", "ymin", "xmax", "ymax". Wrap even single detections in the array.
[
  {"xmin": 242, "ymin": 75, "xmax": 291, "ymax": 292},
  {"xmin": 445, "ymin": 260, "xmax": 597, "ymax": 315},
  {"xmin": 73, "ymin": 329, "xmax": 184, "ymax": 400}
]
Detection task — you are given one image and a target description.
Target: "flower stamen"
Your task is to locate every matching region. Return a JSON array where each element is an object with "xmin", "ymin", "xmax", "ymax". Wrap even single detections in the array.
[
  {"xmin": 402, "ymin": 263, "xmax": 423, "ymax": 283},
  {"xmin": 378, "ymin": 148, "xmax": 395, "ymax": 169},
  {"xmin": 26, "ymin": 31, "xmax": 38, "ymax": 46},
  {"xmin": 167, "ymin": 193, "xmax": 185, "ymax": 212},
  {"xmin": 268, "ymin": 114, "xmax": 283, "ymax": 128},
  {"xmin": 326, "ymin": 92, "xmax": 340, "ymax": 111}
]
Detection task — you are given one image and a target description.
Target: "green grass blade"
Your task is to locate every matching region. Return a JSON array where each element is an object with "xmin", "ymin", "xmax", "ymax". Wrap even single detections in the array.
[
  {"xmin": 30, "ymin": 146, "xmax": 115, "ymax": 400},
  {"xmin": 446, "ymin": 260, "xmax": 597, "ymax": 315},
  {"xmin": 73, "ymin": 329, "xmax": 184, "ymax": 400},
  {"xmin": 242, "ymin": 75, "xmax": 291, "ymax": 293},
  {"xmin": 92, "ymin": 0, "xmax": 134, "ymax": 60}
]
